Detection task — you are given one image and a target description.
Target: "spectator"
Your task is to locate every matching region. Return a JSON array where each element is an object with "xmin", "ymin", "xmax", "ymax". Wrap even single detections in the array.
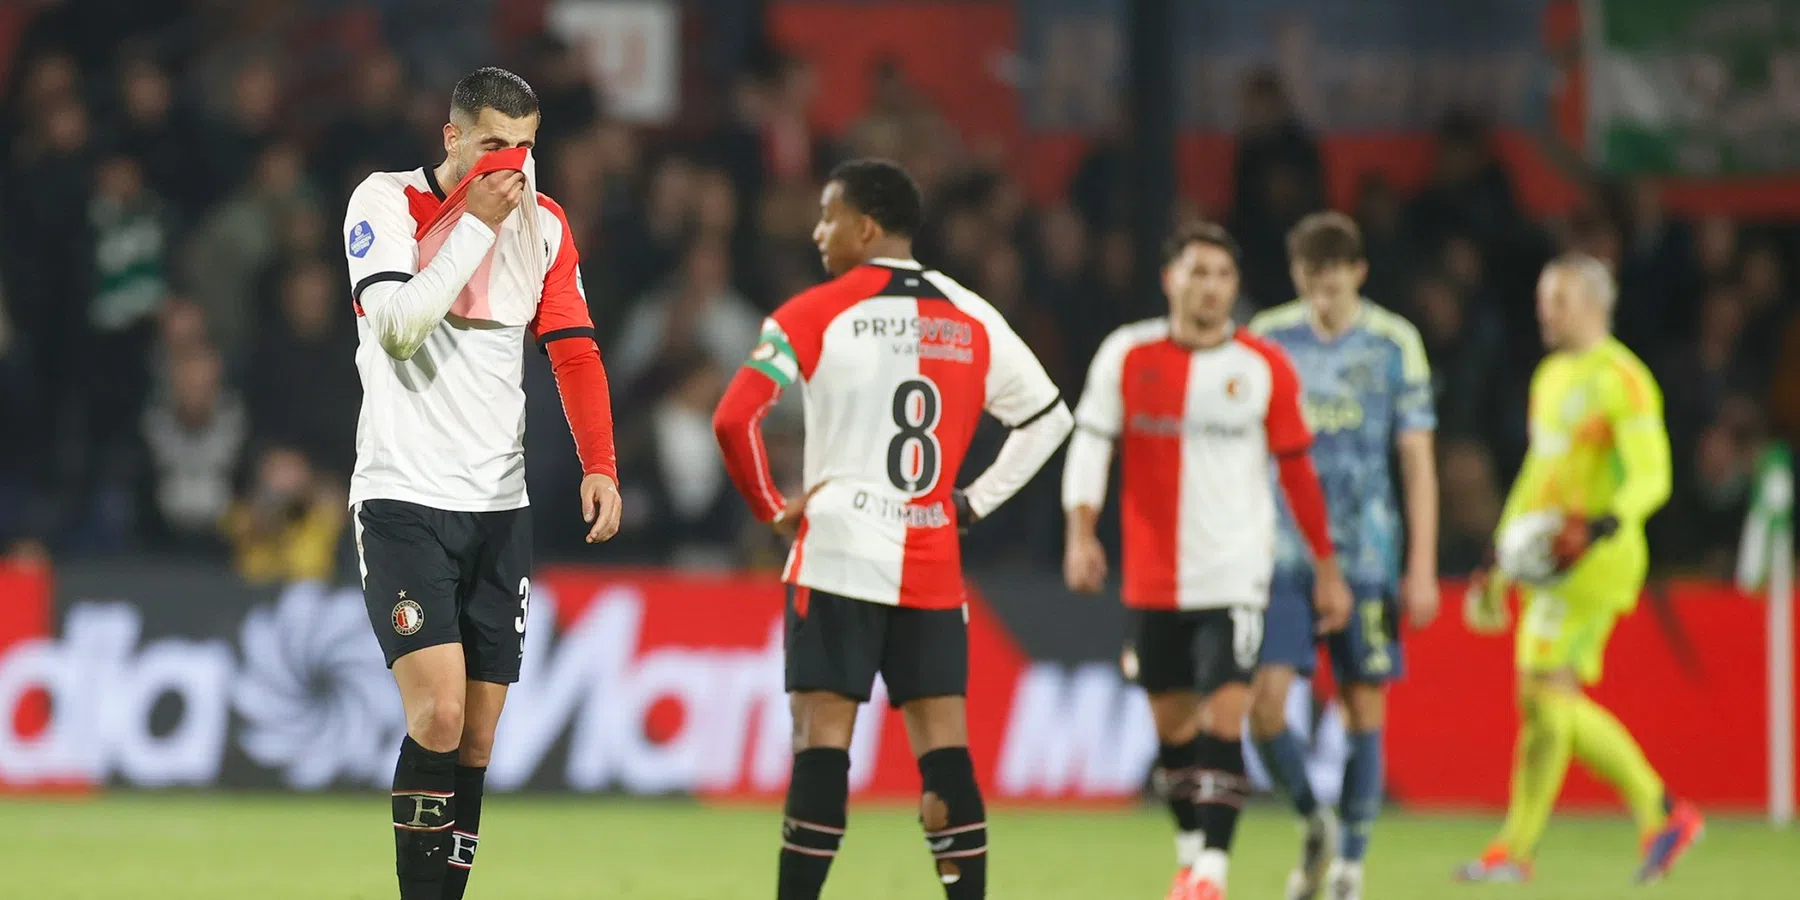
[
  {"xmin": 612, "ymin": 235, "xmax": 762, "ymax": 389},
  {"xmin": 1406, "ymin": 111, "xmax": 1520, "ymax": 247},
  {"xmin": 1230, "ymin": 69, "xmax": 1325, "ymax": 308},
  {"xmin": 85, "ymin": 153, "xmax": 169, "ymax": 482},
  {"xmin": 1735, "ymin": 241, "xmax": 1793, "ymax": 391},
  {"xmin": 1660, "ymin": 282, "xmax": 1749, "ymax": 463},
  {"xmin": 114, "ymin": 54, "xmax": 209, "ymax": 221},
  {"xmin": 222, "ymin": 446, "xmax": 347, "ymax": 584},
  {"xmin": 1354, "ymin": 174, "xmax": 1417, "ymax": 306},
  {"xmin": 1409, "ymin": 271, "xmax": 1502, "ymax": 443},
  {"xmin": 624, "ymin": 351, "xmax": 742, "ymax": 566},
  {"xmin": 140, "ymin": 344, "xmax": 245, "ymax": 554},
  {"xmin": 312, "ymin": 50, "xmax": 422, "ymax": 204},
  {"xmin": 515, "ymin": 33, "xmax": 601, "ymax": 154},
  {"xmin": 1438, "ymin": 438, "xmax": 1503, "ymax": 574},
  {"xmin": 183, "ymin": 141, "xmax": 317, "ymax": 358},
  {"xmin": 611, "ymin": 155, "xmax": 697, "ymax": 306},
  {"xmin": 246, "ymin": 258, "xmax": 359, "ymax": 477},
  {"xmin": 206, "ymin": 59, "xmax": 285, "ymax": 207}
]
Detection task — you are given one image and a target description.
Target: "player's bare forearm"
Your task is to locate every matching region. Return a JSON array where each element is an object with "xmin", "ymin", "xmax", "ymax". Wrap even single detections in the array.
[
  {"xmin": 1065, "ymin": 504, "xmax": 1100, "ymax": 541},
  {"xmin": 1397, "ymin": 428, "xmax": 1438, "ymax": 577}
]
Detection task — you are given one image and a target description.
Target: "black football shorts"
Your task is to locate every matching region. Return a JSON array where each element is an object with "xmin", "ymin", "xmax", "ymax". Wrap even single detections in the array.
[
  {"xmin": 1130, "ymin": 605, "xmax": 1265, "ymax": 695},
  {"xmin": 784, "ymin": 586, "xmax": 968, "ymax": 707},
  {"xmin": 354, "ymin": 499, "xmax": 533, "ymax": 684}
]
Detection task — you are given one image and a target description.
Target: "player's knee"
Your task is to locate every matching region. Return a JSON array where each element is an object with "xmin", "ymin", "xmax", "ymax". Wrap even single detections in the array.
[
  {"xmin": 1340, "ymin": 682, "xmax": 1386, "ymax": 731},
  {"xmin": 409, "ymin": 693, "xmax": 465, "ymax": 750},
  {"xmin": 917, "ymin": 747, "xmax": 982, "ymax": 821},
  {"xmin": 790, "ymin": 692, "xmax": 856, "ymax": 750},
  {"xmin": 457, "ymin": 734, "xmax": 494, "ymax": 768},
  {"xmin": 1248, "ymin": 693, "xmax": 1288, "ymax": 740}
]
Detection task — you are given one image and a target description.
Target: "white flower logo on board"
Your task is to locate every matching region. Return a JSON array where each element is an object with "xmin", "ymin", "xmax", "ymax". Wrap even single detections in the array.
[{"xmin": 233, "ymin": 582, "xmax": 403, "ymax": 788}]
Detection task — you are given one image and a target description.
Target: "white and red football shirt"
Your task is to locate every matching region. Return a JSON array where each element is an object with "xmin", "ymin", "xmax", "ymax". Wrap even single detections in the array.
[
  {"xmin": 1069, "ymin": 318, "xmax": 1313, "ymax": 610},
  {"xmin": 714, "ymin": 258, "xmax": 1062, "ymax": 609},
  {"xmin": 342, "ymin": 151, "xmax": 615, "ymax": 512}
]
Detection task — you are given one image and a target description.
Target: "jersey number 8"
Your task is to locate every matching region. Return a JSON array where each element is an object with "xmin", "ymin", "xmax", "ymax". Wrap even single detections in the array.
[{"xmin": 887, "ymin": 378, "xmax": 943, "ymax": 494}]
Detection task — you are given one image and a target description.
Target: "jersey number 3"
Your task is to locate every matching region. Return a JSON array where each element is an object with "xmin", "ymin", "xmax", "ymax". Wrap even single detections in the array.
[{"xmin": 887, "ymin": 378, "xmax": 943, "ymax": 494}]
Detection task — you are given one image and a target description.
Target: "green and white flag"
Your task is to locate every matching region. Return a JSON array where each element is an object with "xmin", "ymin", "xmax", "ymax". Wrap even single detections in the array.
[
  {"xmin": 1586, "ymin": 0, "xmax": 1800, "ymax": 175},
  {"xmin": 1737, "ymin": 444, "xmax": 1794, "ymax": 593}
]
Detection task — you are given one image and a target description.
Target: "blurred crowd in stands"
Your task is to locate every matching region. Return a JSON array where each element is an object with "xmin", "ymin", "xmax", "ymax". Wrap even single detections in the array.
[{"xmin": 0, "ymin": 0, "xmax": 1793, "ymax": 584}]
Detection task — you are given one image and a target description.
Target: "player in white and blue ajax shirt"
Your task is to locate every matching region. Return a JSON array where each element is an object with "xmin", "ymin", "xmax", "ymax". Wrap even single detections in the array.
[{"xmin": 1247, "ymin": 213, "xmax": 1439, "ymax": 900}]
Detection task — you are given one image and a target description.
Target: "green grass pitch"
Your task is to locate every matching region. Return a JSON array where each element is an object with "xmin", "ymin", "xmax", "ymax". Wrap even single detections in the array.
[{"xmin": 6, "ymin": 795, "xmax": 1794, "ymax": 898}]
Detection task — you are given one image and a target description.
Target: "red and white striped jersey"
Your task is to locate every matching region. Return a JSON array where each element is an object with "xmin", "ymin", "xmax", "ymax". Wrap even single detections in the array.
[
  {"xmin": 718, "ymin": 258, "xmax": 1062, "ymax": 609},
  {"xmin": 1069, "ymin": 319, "xmax": 1312, "ymax": 610}
]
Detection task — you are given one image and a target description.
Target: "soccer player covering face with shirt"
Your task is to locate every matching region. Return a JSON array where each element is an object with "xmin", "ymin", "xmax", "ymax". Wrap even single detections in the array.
[
  {"xmin": 713, "ymin": 159, "xmax": 1073, "ymax": 900},
  {"xmin": 341, "ymin": 68, "xmax": 621, "ymax": 899},
  {"xmin": 1063, "ymin": 223, "xmax": 1352, "ymax": 900}
]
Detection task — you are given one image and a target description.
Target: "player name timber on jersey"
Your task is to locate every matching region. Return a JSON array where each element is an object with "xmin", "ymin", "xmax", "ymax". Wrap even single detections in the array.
[
  {"xmin": 1249, "ymin": 300, "xmax": 1436, "ymax": 587},
  {"xmin": 715, "ymin": 258, "xmax": 1065, "ymax": 609},
  {"xmin": 342, "ymin": 155, "xmax": 615, "ymax": 512},
  {"xmin": 1069, "ymin": 318, "xmax": 1313, "ymax": 610}
]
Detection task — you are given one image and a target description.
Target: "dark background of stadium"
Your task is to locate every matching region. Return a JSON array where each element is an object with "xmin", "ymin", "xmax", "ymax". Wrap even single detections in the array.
[{"xmin": 0, "ymin": 0, "xmax": 1792, "ymax": 587}]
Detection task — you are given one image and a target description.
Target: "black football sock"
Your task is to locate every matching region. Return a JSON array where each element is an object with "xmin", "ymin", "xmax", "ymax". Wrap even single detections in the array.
[
  {"xmin": 393, "ymin": 736, "xmax": 458, "ymax": 900},
  {"xmin": 1157, "ymin": 739, "xmax": 1205, "ymax": 866},
  {"xmin": 918, "ymin": 747, "xmax": 987, "ymax": 900},
  {"xmin": 442, "ymin": 764, "xmax": 486, "ymax": 899},
  {"xmin": 1192, "ymin": 733, "xmax": 1250, "ymax": 854},
  {"xmin": 777, "ymin": 747, "xmax": 850, "ymax": 900}
]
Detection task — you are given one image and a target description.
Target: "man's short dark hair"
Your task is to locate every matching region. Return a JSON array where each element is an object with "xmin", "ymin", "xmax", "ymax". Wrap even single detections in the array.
[
  {"xmin": 1162, "ymin": 220, "xmax": 1241, "ymax": 267},
  {"xmin": 451, "ymin": 67, "xmax": 539, "ymax": 121},
  {"xmin": 828, "ymin": 158, "xmax": 923, "ymax": 239},
  {"xmin": 1287, "ymin": 211, "xmax": 1365, "ymax": 268}
]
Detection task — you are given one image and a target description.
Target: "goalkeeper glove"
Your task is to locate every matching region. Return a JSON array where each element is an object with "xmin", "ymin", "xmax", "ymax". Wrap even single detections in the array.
[
  {"xmin": 1463, "ymin": 568, "xmax": 1511, "ymax": 635},
  {"xmin": 1551, "ymin": 513, "xmax": 1620, "ymax": 572}
]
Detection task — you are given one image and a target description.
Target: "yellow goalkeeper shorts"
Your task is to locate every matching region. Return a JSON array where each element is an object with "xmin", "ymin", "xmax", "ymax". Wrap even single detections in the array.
[{"xmin": 1516, "ymin": 587, "xmax": 1623, "ymax": 684}]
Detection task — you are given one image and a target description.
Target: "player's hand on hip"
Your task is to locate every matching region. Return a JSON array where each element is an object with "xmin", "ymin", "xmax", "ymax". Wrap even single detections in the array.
[
  {"xmin": 1062, "ymin": 533, "xmax": 1108, "ymax": 593},
  {"xmin": 1312, "ymin": 556, "xmax": 1353, "ymax": 634},
  {"xmin": 467, "ymin": 170, "xmax": 526, "ymax": 229},
  {"xmin": 770, "ymin": 481, "xmax": 827, "ymax": 539},
  {"xmin": 1401, "ymin": 566, "xmax": 1441, "ymax": 629},
  {"xmin": 580, "ymin": 473, "xmax": 622, "ymax": 543}
]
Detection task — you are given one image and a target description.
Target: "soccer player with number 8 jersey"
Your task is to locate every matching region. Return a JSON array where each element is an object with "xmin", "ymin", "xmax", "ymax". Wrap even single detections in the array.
[{"xmin": 712, "ymin": 159, "xmax": 1072, "ymax": 900}]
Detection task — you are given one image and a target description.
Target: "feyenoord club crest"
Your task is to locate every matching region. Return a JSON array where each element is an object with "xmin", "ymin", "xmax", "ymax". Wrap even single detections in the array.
[{"xmin": 392, "ymin": 592, "xmax": 424, "ymax": 635}]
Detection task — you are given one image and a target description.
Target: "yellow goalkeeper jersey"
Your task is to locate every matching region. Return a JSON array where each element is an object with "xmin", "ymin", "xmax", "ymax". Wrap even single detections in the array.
[{"xmin": 1498, "ymin": 336, "xmax": 1672, "ymax": 607}]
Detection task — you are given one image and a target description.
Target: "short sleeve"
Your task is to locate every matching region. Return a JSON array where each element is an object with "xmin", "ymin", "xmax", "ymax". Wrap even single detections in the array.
[
  {"xmin": 343, "ymin": 175, "xmax": 419, "ymax": 309},
  {"xmin": 982, "ymin": 314, "xmax": 1062, "ymax": 427},
  {"xmin": 1260, "ymin": 340, "xmax": 1312, "ymax": 456},
  {"xmin": 530, "ymin": 196, "xmax": 596, "ymax": 348},
  {"xmin": 1072, "ymin": 327, "xmax": 1133, "ymax": 439},
  {"xmin": 1389, "ymin": 319, "xmax": 1437, "ymax": 434}
]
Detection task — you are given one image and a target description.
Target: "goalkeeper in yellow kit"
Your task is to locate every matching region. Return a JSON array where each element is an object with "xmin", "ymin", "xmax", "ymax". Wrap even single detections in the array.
[{"xmin": 1456, "ymin": 254, "xmax": 1704, "ymax": 886}]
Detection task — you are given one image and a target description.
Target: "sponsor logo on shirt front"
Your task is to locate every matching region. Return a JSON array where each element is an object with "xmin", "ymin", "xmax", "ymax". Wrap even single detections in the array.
[
  {"xmin": 851, "ymin": 315, "xmax": 977, "ymax": 363},
  {"xmin": 348, "ymin": 220, "xmax": 375, "ymax": 258},
  {"xmin": 1127, "ymin": 413, "xmax": 1250, "ymax": 440}
]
